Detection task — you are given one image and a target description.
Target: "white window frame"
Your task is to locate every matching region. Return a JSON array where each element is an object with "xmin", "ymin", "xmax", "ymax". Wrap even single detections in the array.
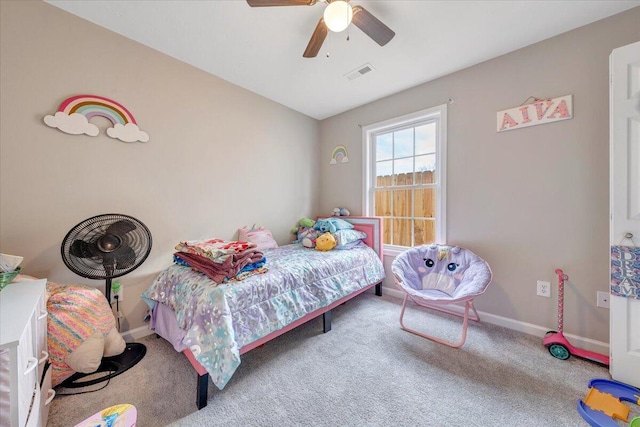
[{"xmin": 362, "ymin": 104, "xmax": 447, "ymax": 255}]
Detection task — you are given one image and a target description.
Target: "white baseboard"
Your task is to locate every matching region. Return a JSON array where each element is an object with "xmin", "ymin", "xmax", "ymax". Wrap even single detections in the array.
[
  {"xmin": 381, "ymin": 286, "xmax": 609, "ymax": 355},
  {"xmin": 122, "ymin": 287, "xmax": 609, "ymax": 356},
  {"xmin": 121, "ymin": 325, "xmax": 155, "ymax": 342}
]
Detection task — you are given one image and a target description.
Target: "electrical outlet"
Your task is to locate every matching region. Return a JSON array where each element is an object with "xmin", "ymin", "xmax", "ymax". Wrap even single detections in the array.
[
  {"xmin": 110, "ymin": 281, "xmax": 123, "ymax": 304},
  {"xmin": 597, "ymin": 291, "xmax": 610, "ymax": 309},
  {"xmin": 537, "ymin": 280, "xmax": 551, "ymax": 297}
]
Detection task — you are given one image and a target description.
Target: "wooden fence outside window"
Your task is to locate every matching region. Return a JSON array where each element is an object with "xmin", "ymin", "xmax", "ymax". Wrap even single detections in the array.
[{"xmin": 375, "ymin": 171, "xmax": 436, "ymax": 246}]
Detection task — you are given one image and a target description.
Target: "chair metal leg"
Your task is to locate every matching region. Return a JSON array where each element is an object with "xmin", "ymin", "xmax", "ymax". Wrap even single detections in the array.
[{"xmin": 399, "ymin": 294, "xmax": 474, "ymax": 348}]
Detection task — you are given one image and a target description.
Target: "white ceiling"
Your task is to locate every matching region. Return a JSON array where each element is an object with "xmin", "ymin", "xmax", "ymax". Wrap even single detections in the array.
[{"xmin": 45, "ymin": 0, "xmax": 639, "ymax": 120}]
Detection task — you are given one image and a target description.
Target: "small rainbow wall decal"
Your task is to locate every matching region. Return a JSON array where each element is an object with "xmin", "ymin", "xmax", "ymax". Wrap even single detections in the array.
[
  {"xmin": 330, "ymin": 145, "xmax": 349, "ymax": 165},
  {"xmin": 60, "ymin": 95, "xmax": 136, "ymax": 126},
  {"xmin": 44, "ymin": 94, "xmax": 149, "ymax": 142}
]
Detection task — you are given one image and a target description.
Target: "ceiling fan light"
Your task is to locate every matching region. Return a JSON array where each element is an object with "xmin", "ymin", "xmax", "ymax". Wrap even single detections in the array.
[{"xmin": 324, "ymin": 1, "xmax": 353, "ymax": 33}]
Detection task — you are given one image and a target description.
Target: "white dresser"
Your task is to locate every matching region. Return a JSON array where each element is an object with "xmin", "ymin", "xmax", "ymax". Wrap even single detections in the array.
[{"xmin": 0, "ymin": 278, "xmax": 54, "ymax": 427}]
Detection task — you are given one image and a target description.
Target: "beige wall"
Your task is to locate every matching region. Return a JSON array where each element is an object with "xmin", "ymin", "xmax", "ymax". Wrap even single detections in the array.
[
  {"xmin": 320, "ymin": 7, "xmax": 640, "ymax": 343},
  {"xmin": 0, "ymin": 1, "xmax": 319, "ymax": 331}
]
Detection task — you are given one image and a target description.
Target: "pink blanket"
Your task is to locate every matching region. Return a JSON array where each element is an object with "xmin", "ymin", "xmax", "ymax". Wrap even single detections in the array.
[{"xmin": 175, "ymin": 249, "xmax": 264, "ymax": 284}]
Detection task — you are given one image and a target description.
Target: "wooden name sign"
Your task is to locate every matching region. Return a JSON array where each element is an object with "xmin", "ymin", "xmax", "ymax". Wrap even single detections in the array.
[{"xmin": 497, "ymin": 94, "xmax": 573, "ymax": 132}]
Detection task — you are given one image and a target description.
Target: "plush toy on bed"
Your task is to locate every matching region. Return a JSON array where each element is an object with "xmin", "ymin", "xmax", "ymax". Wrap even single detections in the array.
[
  {"xmin": 291, "ymin": 218, "xmax": 321, "ymax": 248},
  {"xmin": 332, "ymin": 207, "xmax": 351, "ymax": 217},
  {"xmin": 302, "ymin": 235, "xmax": 318, "ymax": 248},
  {"xmin": 291, "ymin": 217, "xmax": 316, "ymax": 235},
  {"xmin": 314, "ymin": 217, "xmax": 354, "ymax": 234},
  {"xmin": 315, "ymin": 232, "xmax": 337, "ymax": 251}
]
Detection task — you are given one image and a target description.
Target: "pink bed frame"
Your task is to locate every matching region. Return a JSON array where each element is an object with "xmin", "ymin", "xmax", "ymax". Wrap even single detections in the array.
[{"xmin": 181, "ymin": 216, "xmax": 384, "ymax": 409}]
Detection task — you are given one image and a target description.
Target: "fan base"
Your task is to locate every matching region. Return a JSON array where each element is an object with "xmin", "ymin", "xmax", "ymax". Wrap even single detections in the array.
[{"xmin": 59, "ymin": 342, "xmax": 146, "ymax": 389}]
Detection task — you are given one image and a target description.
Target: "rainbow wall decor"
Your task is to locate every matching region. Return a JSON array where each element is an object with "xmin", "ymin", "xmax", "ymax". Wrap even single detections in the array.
[
  {"xmin": 44, "ymin": 94, "xmax": 149, "ymax": 142},
  {"xmin": 330, "ymin": 145, "xmax": 349, "ymax": 165}
]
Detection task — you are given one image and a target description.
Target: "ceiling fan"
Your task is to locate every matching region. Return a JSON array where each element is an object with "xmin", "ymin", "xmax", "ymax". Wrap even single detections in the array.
[{"xmin": 246, "ymin": 0, "xmax": 395, "ymax": 58}]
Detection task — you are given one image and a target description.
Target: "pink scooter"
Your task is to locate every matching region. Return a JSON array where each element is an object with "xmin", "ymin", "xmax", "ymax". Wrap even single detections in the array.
[{"xmin": 542, "ymin": 269, "xmax": 610, "ymax": 366}]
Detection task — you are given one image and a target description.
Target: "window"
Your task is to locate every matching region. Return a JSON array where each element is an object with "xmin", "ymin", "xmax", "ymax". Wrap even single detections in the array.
[{"xmin": 363, "ymin": 105, "xmax": 447, "ymax": 252}]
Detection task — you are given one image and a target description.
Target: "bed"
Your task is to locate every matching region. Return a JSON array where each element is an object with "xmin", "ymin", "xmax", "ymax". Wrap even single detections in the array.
[{"xmin": 142, "ymin": 216, "xmax": 385, "ymax": 409}]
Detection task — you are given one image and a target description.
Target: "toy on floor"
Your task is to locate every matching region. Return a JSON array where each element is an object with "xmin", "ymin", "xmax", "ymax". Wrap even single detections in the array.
[
  {"xmin": 74, "ymin": 403, "xmax": 137, "ymax": 427},
  {"xmin": 542, "ymin": 269, "xmax": 610, "ymax": 365},
  {"xmin": 577, "ymin": 378, "xmax": 640, "ymax": 427}
]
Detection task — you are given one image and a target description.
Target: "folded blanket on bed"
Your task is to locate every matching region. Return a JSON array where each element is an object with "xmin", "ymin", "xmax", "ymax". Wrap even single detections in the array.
[
  {"xmin": 174, "ymin": 249, "xmax": 266, "ymax": 284},
  {"xmin": 175, "ymin": 238, "xmax": 257, "ymax": 263},
  {"xmin": 174, "ymin": 254, "xmax": 267, "ymax": 276}
]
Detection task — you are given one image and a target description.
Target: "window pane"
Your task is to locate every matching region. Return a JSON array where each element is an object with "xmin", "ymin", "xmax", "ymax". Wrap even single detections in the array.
[
  {"xmin": 374, "ymin": 190, "xmax": 391, "ymax": 217},
  {"xmin": 393, "ymin": 172, "xmax": 413, "ymax": 187},
  {"xmin": 393, "ymin": 128, "xmax": 413, "ymax": 158},
  {"xmin": 383, "ymin": 217, "xmax": 392, "ymax": 245},
  {"xmin": 415, "ymin": 218, "xmax": 435, "ymax": 246},
  {"xmin": 376, "ymin": 160, "xmax": 392, "ymax": 187},
  {"xmin": 393, "ymin": 218, "xmax": 412, "ymax": 247},
  {"xmin": 415, "ymin": 155, "xmax": 436, "ymax": 184},
  {"xmin": 392, "ymin": 189, "xmax": 412, "ymax": 217},
  {"xmin": 376, "ymin": 133, "xmax": 393, "ymax": 161},
  {"xmin": 416, "ymin": 170, "xmax": 435, "ymax": 184},
  {"xmin": 393, "ymin": 158, "xmax": 413, "ymax": 186},
  {"xmin": 415, "ymin": 123, "xmax": 436, "ymax": 155},
  {"xmin": 414, "ymin": 188, "xmax": 436, "ymax": 219}
]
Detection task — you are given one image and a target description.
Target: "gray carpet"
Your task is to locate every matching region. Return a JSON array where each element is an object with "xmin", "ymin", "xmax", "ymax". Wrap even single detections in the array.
[{"xmin": 47, "ymin": 293, "xmax": 619, "ymax": 426}]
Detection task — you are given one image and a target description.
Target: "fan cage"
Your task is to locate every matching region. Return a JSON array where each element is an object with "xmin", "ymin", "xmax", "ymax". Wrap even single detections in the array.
[{"xmin": 61, "ymin": 214, "xmax": 152, "ymax": 280}]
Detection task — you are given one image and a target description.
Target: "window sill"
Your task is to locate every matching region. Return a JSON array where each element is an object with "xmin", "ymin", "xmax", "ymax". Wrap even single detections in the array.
[{"xmin": 382, "ymin": 246, "xmax": 409, "ymax": 258}]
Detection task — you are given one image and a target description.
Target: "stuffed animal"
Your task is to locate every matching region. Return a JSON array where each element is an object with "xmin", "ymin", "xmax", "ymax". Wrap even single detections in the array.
[
  {"xmin": 302, "ymin": 236, "xmax": 316, "ymax": 248},
  {"xmin": 300, "ymin": 218, "xmax": 316, "ymax": 228},
  {"xmin": 298, "ymin": 227, "xmax": 321, "ymax": 248},
  {"xmin": 315, "ymin": 232, "xmax": 337, "ymax": 251},
  {"xmin": 332, "ymin": 207, "xmax": 351, "ymax": 216},
  {"xmin": 314, "ymin": 217, "xmax": 354, "ymax": 234},
  {"xmin": 47, "ymin": 282, "xmax": 126, "ymax": 387},
  {"xmin": 291, "ymin": 218, "xmax": 320, "ymax": 247},
  {"xmin": 291, "ymin": 217, "xmax": 316, "ymax": 235}
]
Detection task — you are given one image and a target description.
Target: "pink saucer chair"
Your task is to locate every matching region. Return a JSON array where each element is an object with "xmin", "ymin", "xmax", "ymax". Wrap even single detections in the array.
[{"xmin": 392, "ymin": 244, "xmax": 493, "ymax": 348}]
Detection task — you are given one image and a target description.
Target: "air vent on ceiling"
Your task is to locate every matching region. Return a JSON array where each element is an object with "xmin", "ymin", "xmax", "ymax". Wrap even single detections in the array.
[{"xmin": 344, "ymin": 63, "xmax": 376, "ymax": 81}]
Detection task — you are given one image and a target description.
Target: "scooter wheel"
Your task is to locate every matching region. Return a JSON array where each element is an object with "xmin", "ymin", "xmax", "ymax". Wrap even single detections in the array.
[
  {"xmin": 544, "ymin": 330, "xmax": 557, "ymax": 337},
  {"xmin": 548, "ymin": 343, "xmax": 570, "ymax": 360}
]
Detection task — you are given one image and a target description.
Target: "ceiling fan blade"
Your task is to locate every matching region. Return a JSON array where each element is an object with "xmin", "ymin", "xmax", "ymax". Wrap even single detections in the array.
[
  {"xmin": 106, "ymin": 219, "xmax": 137, "ymax": 237},
  {"xmin": 351, "ymin": 5, "xmax": 395, "ymax": 47},
  {"xmin": 246, "ymin": 0, "xmax": 316, "ymax": 6},
  {"xmin": 303, "ymin": 17, "xmax": 328, "ymax": 58}
]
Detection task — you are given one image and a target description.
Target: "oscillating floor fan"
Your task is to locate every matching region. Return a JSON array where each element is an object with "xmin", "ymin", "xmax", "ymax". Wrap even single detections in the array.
[{"xmin": 60, "ymin": 213, "xmax": 152, "ymax": 388}]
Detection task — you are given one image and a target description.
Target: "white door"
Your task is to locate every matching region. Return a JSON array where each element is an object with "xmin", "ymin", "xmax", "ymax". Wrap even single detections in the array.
[{"xmin": 610, "ymin": 40, "xmax": 640, "ymax": 389}]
